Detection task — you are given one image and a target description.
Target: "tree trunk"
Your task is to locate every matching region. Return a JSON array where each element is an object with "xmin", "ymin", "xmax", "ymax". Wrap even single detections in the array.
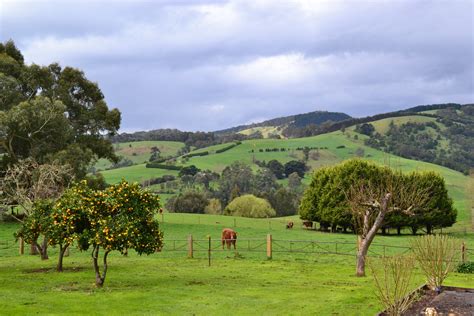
[
  {"xmin": 426, "ymin": 224, "xmax": 432, "ymax": 235},
  {"xmin": 355, "ymin": 193, "xmax": 391, "ymax": 277},
  {"xmin": 381, "ymin": 227, "xmax": 386, "ymax": 235},
  {"xmin": 92, "ymin": 246, "xmax": 111, "ymax": 287},
  {"xmin": 30, "ymin": 243, "xmax": 39, "ymax": 255},
  {"xmin": 397, "ymin": 227, "xmax": 401, "ymax": 235},
  {"xmin": 411, "ymin": 226, "xmax": 418, "ymax": 235},
  {"xmin": 57, "ymin": 244, "xmax": 69, "ymax": 272},
  {"xmin": 40, "ymin": 237, "xmax": 48, "ymax": 260}
]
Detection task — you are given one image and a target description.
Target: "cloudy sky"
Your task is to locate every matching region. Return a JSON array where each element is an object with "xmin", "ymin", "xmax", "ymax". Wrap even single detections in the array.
[{"xmin": 1, "ymin": 0, "xmax": 473, "ymax": 132}]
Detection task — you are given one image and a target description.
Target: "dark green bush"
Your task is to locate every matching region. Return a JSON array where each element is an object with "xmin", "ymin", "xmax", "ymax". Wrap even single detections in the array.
[
  {"xmin": 145, "ymin": 163, "xmax": 182, "ymax": 170},
  {"xmin": 456, "ymin": 262, "xmax": 474, "ymax": 274}
]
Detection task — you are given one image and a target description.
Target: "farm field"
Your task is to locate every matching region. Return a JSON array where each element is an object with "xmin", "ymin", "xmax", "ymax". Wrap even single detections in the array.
[
  {"xmin": 95, "ymin": 141, "xmax": 184, "ymax": 171},
  {"xmin": 1, "ymin": 213, "xmax": 473, "ymax": 315},
  {"xmin": 100, "ymin": 163, "xmax": 179, "ymax": 184}
]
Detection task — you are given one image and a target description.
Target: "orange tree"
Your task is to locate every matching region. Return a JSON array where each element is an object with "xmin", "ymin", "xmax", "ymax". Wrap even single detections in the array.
[
  {"xmin": 15, "ymin": 199, "xmax": 54, "ymax": 260},
  {"xmin": 49, "ymin": 183, "xmax": 92, "ymax": 272},
  {"xmin": 83, "ymin": 181, "xmax": 163, "ymax": 287}
]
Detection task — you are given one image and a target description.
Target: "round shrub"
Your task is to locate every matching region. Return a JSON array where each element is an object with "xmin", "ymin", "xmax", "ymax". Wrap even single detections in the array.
[{"xmin": 225, "ymin": 194, "xmax": 276, "ymax": 218}]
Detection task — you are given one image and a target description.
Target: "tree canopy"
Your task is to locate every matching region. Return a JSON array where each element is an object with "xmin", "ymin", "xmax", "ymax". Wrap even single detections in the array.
[{"xmin": 0, "ymin": 40, "xmax": 121, "ymax": 178}]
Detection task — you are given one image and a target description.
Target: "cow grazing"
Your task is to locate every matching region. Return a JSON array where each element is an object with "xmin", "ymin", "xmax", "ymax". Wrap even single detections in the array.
[
  {"xmin": 221, "ymin": 228, "xmax": 237, "ymax": 250},
  {"xmin": 286, "ymin": 221, "xmax": 294, "ymax": 229},
  {"xmin": 302, "ymin": 221, "xmax": 313, "ymax": 229}
]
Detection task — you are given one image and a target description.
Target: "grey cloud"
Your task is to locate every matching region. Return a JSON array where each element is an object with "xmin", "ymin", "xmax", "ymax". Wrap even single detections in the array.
[{"xmin": 1, "ymin": 0, "xmax": 472, "ymax": 131}]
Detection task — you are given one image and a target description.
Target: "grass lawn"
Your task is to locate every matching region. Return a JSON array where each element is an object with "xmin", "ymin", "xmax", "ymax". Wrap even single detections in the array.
[{"xmin": 1, "ymin": 216, "xmax": 473, "ymax": 315}]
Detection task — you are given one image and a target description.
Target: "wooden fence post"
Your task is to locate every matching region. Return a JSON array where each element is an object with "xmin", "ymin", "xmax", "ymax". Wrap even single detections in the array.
[
  {"xmin": 188, "ymin": 235, "xmax": 193, "ymax": 259},
  {"xmin": 19, "ymin": 238, "xmax": 24, "ymax": 255},
  {"xmin": 233, "ymin": 218, "xmax": 236, "ymax": 227},
  {"xmin": 267, "ymin": 234, "xmax": 272, "ymax": 260},
  {"xmin": 461, "ymin": 242, "xmax": 466, "ymax": 263},
  {"xmin": 64, "ymin": 246, "xmax": 70, "ymax": 257},
  {"xmin": 208, "ymin": 236, "xmax": 211, "ymax": 267}
]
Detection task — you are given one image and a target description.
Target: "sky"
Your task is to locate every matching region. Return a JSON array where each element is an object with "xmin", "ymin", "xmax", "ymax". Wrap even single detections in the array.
[{"xmin": 1, "ymin": 0, "xmax": 473, "ymax": 132}]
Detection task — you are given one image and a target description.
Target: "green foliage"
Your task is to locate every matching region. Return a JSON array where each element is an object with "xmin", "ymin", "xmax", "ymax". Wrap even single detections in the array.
[
  {"xmin": 204, "ymin": 198, "xmax": 222, "ymax": 215},
  {"xmin": 267, "ymin": 159, "xmax": 285, "ymax": 179},
  {"xmin": 178, "ymin": 165, "xmax": 200, "ymax": 177},
  {"xmin": 300, "ymin": 159, "xmax": 457, "ymax": 232},
  {"xmin": 225, "ymin": 194, "xmax": 276, "ymax": 218},
  {"xmin": 15, "ymin": 200, "xmax": 53, "ymax": 246},
  {"xmin": 0, "ymin": 40, "xmax": 121, "ymax": 178},
  {"xmin": 456, "ymin": 262, "xmax": 474, "ymax": 274},
  {"xmin": 167, "ymin": 190, "xmax": 208, "ymax": 214},
  {"xmin": 145, "ymin": 162, "xmax": 182, "ymax": 170},
  {"xmin": 268, "ymin": 188, "xmax": 299, "ymax": 216},
  {"xmin": 284, "ymin": 160, "xmax": 306, "ymax": 178}
]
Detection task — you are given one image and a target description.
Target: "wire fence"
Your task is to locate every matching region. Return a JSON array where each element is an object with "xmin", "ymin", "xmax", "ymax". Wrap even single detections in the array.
[
  {"xmin": 156, "ymin": 237, "xmax": 473, "ymax": 263},
  {"xmin": 1, "ymin": 236, "xmax": 472, "ymax": 264}
]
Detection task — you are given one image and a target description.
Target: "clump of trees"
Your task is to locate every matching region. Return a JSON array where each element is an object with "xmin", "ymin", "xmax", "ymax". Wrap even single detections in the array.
[
  {"xmin": 14, "ymin": 181, "xmax": 163, "ymax": 286},
  {"xmin": 299, "ymin": 159, "xmax": 456, "ymax": 235}
]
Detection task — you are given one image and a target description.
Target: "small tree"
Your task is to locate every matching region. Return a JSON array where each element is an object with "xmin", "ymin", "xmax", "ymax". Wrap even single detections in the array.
[
  {"xmin": 411, "ymin": 235, "xmax": 460, "ymax": 290},
  {"xmin": 14, "ymin": 200, "xmax": 53, "ymax": 260},
  {"xmin": 84, "ymin": 181, "xmax": 163, "ymax": 287},
  {"xmin": 369, "ymin": 255, "xmax": 417, "ymax": 316},
  {"xmin": 49, "ymin": 183, "xmax": 91, "ymax": 271},
  {"xmin": 170, "ymin": 190, "xmax": 208, "ymax": 214},
  {"xmin": 347, "ymin": 171, "xmax": 430, "ymax": 277}
]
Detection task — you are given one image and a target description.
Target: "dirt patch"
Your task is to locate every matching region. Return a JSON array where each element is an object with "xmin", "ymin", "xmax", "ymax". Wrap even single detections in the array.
[{"xmin": 402, "ymin": 286, "xmax": 474, "ymax": 316}]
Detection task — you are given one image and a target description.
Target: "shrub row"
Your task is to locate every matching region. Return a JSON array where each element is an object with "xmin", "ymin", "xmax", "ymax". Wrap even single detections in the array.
[
  {"xmin": 215, "ymin": 142, "xmax": 241, "ymax": 153},
  {"xmin": 145, "ymin": 163, "xmax": 182, "ymax": 170},
  {"xmin": 182, "ymin": 151, "xmax": 209, "ymax": 158}
]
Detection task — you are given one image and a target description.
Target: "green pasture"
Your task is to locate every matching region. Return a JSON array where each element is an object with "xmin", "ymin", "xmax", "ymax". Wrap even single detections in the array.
[
  {"xmin": 95, "ymin": 141, "xmax": 184, "ymax": 170},
  {"xmin": 354, "ymin": 115, "xmax": 439, "ymax": 134},
  {"xmin": 100, "ymin": 164, "xmax": 179, "ymax": 184},
  {"xmin": 0, "ymin": 214, "xmax": 473, "ymax": 315}
]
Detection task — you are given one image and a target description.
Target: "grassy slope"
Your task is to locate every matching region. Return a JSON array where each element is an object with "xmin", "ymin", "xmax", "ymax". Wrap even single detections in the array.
[
  {"xmin": 95, "ymin": 141, "xmax": 184, "ymax": 170},
  {"xmin": 100, "ymin": 164, "xmax": 179, "ymax": 184},
  {"xmin": 364, "ymin": 115, "xmax": 438, "ymax": 134}
]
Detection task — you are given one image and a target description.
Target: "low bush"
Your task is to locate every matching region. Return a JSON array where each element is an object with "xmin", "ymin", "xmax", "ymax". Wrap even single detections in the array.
[{"xmin": 456, "ymin": 262, "xmax": 474, "ymax": 274}]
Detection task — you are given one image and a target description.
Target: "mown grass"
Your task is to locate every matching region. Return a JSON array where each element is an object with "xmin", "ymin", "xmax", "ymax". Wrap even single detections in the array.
[{"xmin": 1, "ymin": 215, "xmax": 473, "ymax": 315}]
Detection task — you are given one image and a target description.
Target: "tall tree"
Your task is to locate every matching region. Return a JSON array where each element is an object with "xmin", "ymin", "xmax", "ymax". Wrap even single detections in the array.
[{"xmin": 0, "ymin": 40, "xmax": 121, "ymax": 177}]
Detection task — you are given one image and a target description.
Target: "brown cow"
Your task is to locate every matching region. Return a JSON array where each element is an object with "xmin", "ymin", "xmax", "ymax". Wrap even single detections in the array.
[
  {"xmin": 302, "ymin": 221, "xmax": 313, "ymax": 229},
  {"xmin": 221, "ymin": 228, "xmax": 237, "ymax": 250},
  {"xmin": 286, "ymin": 221, "xmax": 294, "ymax": 229}
]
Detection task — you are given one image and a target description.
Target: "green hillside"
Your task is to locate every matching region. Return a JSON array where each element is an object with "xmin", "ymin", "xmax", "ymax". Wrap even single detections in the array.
[
  {"xmin": 102, "ymin": 130, "xmax": 471, "ymax": 230},
  {"xmin": 101, "ymin": 163, "xmax": 179, "ymax": 184},
  {"xmin": 95, "ymin": 140, "xmax": 184, "ymax": 170}
]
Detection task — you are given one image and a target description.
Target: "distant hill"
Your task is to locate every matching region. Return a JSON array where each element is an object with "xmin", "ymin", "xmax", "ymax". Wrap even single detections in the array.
[
  {"xmin": 214, "ymin": 110, "xmax": 351, "ymax": 136},
  {"xmin": 350, "ymin": 103, "xmax": 473, "ymax": 174}
]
